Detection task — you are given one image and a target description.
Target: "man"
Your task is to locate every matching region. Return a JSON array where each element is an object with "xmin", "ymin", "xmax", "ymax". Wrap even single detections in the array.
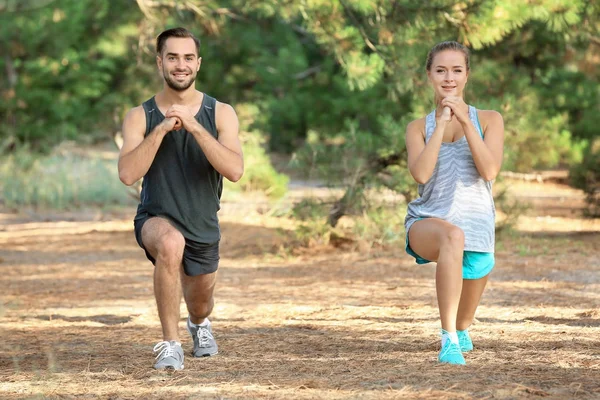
[{"xmin": 118, "ymin": 27, "xmax": 244, "ymax": 370}]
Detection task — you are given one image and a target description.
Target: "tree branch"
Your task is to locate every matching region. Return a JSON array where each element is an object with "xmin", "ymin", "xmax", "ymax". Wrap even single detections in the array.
[
  {"xmin": 0, "ymin": 0, "xmax": 56, "ymax": 13},
  {"xmin": 328, "ymin": 149, "xmax": 405, "ymax": 227},
  {"xmin": 338, "ymin": 0, "xmax": 385, "ymax": 58},
  {"xmin": 294, "ymin": 65, "xmax": 322, "ymax": 80}
]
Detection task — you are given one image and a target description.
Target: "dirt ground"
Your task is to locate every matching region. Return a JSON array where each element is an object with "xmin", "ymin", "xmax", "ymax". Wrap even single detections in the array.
[{"xmin": 1, "ymin": 178, "xmax": 599, "ymax": 399}]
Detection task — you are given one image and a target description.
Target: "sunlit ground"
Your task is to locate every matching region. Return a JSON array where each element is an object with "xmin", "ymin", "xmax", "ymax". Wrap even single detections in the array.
[{"xmin": 1, "ymin": 179, "xmax": 599, "ymax": 399}]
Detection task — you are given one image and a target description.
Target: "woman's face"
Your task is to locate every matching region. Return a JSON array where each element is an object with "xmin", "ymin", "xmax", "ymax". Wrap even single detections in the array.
[{"xmin": 428, "ymin": 50, "xmax": 469, "ymax": 101}]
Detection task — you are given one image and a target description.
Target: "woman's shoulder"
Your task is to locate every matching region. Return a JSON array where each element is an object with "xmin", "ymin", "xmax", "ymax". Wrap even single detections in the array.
[
  {"xmin": 475, "ymin": 108, "xmax": 503, "ymax": 130},
  {"xmin": 475, "ymin": 108, "xmax": 503, "ymax": 121},
  {"xmin": 406, "ymin": 116, "xmax": 427, "ymax": 132}
]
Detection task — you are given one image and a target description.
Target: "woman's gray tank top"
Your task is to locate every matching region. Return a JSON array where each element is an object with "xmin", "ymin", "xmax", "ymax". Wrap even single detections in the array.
[{"xmin": 404, "ymin": 106, "xmax": 495, "ymax": 253}]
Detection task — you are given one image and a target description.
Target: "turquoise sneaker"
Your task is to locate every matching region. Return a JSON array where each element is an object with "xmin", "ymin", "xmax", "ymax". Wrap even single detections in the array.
[
  {"xmin": 438, "ymin": 340, "xmax": 466, "ymax": 365},
  {"xmin": 458, "ymin": 329, "xmax": 473, "ymax": 352}
]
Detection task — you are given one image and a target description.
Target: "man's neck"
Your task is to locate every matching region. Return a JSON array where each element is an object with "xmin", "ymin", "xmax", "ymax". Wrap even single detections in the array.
[{"xmin": 157, "ymin": 86, "xmax": 200, "ymax": 106}]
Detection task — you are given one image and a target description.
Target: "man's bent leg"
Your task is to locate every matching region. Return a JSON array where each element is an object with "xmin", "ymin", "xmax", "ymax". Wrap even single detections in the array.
[
  {"xmin": 182, "ymin": 271, "xmax": 217, "ymax": 323},
  {"xmin": 182, "ymin": 271, "xmax": 218, "ymax": 357},
  {"xmin": 141, "ymin": 217, "xmax": 185, "ymax": 342}
]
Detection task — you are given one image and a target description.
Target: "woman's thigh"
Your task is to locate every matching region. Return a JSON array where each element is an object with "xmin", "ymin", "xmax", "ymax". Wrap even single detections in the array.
[{"xmin": 408, "ymin": 218, "xmax": 464, "ymax": 262}]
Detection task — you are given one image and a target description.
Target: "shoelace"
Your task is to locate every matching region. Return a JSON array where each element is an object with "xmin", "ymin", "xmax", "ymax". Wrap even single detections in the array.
[
  {"xmin": 197, "ymin": 327, "xmax": 215, "ymax": 347},
  {"xmin": 459, "ymin": 334, "xmax": 469, "ymax": 346},
  {"xmin": 441, "ymin": 341, "xmax": 462, "ymax": 357},
  {"xmin": 153, "ymin": 341, "xmax": 175, "ymax": 360}
]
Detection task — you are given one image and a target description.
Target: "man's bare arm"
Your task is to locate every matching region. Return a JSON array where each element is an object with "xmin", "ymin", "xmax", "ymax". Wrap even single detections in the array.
[{"xmin": 117, "ymin": 106, "xmax": 178, "ymax": 186}]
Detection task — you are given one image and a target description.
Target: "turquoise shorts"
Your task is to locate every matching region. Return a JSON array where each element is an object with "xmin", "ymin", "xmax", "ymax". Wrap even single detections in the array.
[{"xmin": 405, "ymin": 224, "xmax": 494, "ymax": 280}]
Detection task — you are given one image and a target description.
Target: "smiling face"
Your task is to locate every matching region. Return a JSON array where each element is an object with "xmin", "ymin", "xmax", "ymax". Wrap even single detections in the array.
[
  {"xmin": 427, "ymin": 49, "xmax": 469, "ymax": 101},
  {"xmin": 157, "ymin": 37, "xmax": 201, "ymax": 91}
]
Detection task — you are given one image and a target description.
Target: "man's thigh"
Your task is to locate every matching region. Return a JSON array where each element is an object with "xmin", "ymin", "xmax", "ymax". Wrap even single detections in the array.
[
  {"xmin": 180, "ymin": 240, "xmax": 219, "ymax": 301},
  {"xmin": 141, "ymin": 217, "xmax": 185, "ymax": 260}
]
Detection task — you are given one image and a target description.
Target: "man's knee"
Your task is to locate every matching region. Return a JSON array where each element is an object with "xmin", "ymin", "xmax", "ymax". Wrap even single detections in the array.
[
  {"xmin": 154, "ymin": 230, "xmax": 185, "ymax": 267},
  {"xmin": 188, "ymin": 300, "xmax": 213, "ymax": 319}
]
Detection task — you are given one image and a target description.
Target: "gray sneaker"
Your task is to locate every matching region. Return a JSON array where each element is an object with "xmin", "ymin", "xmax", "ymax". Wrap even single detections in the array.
[
  {"xmin": 153, "ymin": 340, "xmax": 184, "ymax": 370},
  {"xmin": 187, "ymin": 317, "xmax": 218, "ymax": 357}
]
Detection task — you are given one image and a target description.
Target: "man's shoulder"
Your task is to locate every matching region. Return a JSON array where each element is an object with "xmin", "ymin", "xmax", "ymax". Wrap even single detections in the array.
[
  {"xmin": 124, "ymin": 105, "xmax": 145, "ymax": 123},
  {"xmin": 215, "ymin": 101, "xmax": 235, "ymax": 112},
  {"xmin": 124, "ymin": 97, "xmax": 156, "ymax": 119}
]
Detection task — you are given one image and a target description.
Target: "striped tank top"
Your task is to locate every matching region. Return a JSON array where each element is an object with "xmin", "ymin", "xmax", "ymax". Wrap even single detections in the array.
[{"xmin": 404, "ymin": 106, "xmax": 496, "ymax": 253}]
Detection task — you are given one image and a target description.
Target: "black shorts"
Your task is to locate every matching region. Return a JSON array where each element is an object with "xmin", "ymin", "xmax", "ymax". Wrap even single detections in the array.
[{"xmin": 134, "ymin": 214, "xmax": 219, "ymax": 277}]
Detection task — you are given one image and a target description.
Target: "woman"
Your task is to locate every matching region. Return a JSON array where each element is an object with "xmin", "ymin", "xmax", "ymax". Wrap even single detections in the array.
[{"xmin": 404, "ymin": 41, "xmax": 504, "ymax": 365}]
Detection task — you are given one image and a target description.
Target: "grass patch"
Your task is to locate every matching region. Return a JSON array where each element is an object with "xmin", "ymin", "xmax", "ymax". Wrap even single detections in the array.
[
  {"xmin": 1, "ymin": 133, "xmax": 290, "ymax": 210},
  {"xmin": 0, "ymin": 148, "xmax": 134, "ymax": 209},
  {"xmin": 497, "ymin": 232, "xmax": 591, "ymax": 257}
]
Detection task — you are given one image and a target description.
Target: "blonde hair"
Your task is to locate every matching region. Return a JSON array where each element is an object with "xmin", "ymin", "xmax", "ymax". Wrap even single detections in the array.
[{"xmin": 425, "ymin": 41, "xmax": 470, "ymax": 71}]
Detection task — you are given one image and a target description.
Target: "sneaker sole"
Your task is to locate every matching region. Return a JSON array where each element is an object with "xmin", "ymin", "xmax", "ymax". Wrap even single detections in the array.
[
  {"xmin": 187, "ymin": 322, "xmax": 218, "ymax": 358},
  {"xmin": 192, "ymin": 350, "xmax": 218, "ymax": 358},
  {"xmin": 155, "ymin": 365, "xmax": 185, "ymax": 371}
]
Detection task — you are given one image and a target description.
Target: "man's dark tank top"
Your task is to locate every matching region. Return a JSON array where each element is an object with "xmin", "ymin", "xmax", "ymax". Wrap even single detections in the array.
[{"xmin": 134, "ymin": 94, "xmax": 222, "ymax": 243}]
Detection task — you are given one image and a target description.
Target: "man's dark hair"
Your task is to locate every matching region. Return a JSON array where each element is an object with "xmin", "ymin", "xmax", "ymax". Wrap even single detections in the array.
[{"xmin": 156, "ymin": 27, "xmax": 201, "ymax": 56}]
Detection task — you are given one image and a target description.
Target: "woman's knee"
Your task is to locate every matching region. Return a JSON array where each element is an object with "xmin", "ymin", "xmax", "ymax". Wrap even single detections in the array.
[{"xmin": 443, "ymin": 225, "xmax": 465, "ymax": 248}]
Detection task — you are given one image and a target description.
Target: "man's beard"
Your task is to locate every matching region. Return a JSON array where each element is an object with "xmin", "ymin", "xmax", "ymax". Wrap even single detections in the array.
[{"xmin": 163, "ymin": 68, "xmax": 196, "ymax": 91}]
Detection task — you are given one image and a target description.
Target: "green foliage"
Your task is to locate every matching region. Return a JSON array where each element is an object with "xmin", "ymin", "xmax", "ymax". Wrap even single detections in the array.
[
  {"xmin": 293, "ymin": 219, "xmax": 334, "ymax": 248},
  {"xmin": 1, "ymin": 0, "xmax": 599, "ymax": 213},
  {"xmin": 233, "ymin": 131, "xmax": 289, "ymax": 199},
  {"xmin": 352, "ymin": 203, "xmax": 406, "ymax": 246},
  {"xmin": 287, "ymin": 198, "xmax": 333, "ymax": 247},
  {"xmin": 0, "ymin": 0, "xmax": 144, "ymax": 151},
  {"xmin": 287, "ymin": 197, "xmax": 406, "ymax": 248},
  {"xmin": 494, "ymin": 185, "xmax": 531, "ymax": 234},
  {"xmin": 292, "ymin": 113, "xmax": 415, "ymax": 225},
  {"xmin": 538, "ymin": 69, "xmax": 600, "ymax": 142},
  {"xmin": 489, "ymin": 88, "xmax": 583, "ymax": 172},
  {"xmin": 225, "ymin": 103, "xmax": 289, "ymax": 199},
  {"xmin": 290, "ymin": 198, "xmax": 331, "ymax": 221},
  {"xmin": 569, "ymin": 139, "xmax": 600, "ymax": 217}
]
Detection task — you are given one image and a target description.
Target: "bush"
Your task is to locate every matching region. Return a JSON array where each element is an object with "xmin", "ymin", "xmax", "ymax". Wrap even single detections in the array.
[
  {"xmin": 468, "ymin": 60, "xmax": 586, "ymax": 172},
  {"xmin": 570, "ymin": 139, "xmax": 600, "ymax": 217},
  {"xmin": 494, "ymin": 185, "xmax": 531, "ymax": 234},
  {"xmin": 229, "ymin": 131, "xmax": 289, "ymax": 199},
  {"xmin": 224, "ymin": 103, "xmax": 289, "ymax": 199},
  {"xmin": 286, "ymin": 198, "xmax": 333, "ymax": 247},
  {"xmin": 286, "ymin": 196, "xmax": 406, "ymax": 249},
  {"xmin": 352, "ymin": 203, "xmax": 406, "ymax": 247}
]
